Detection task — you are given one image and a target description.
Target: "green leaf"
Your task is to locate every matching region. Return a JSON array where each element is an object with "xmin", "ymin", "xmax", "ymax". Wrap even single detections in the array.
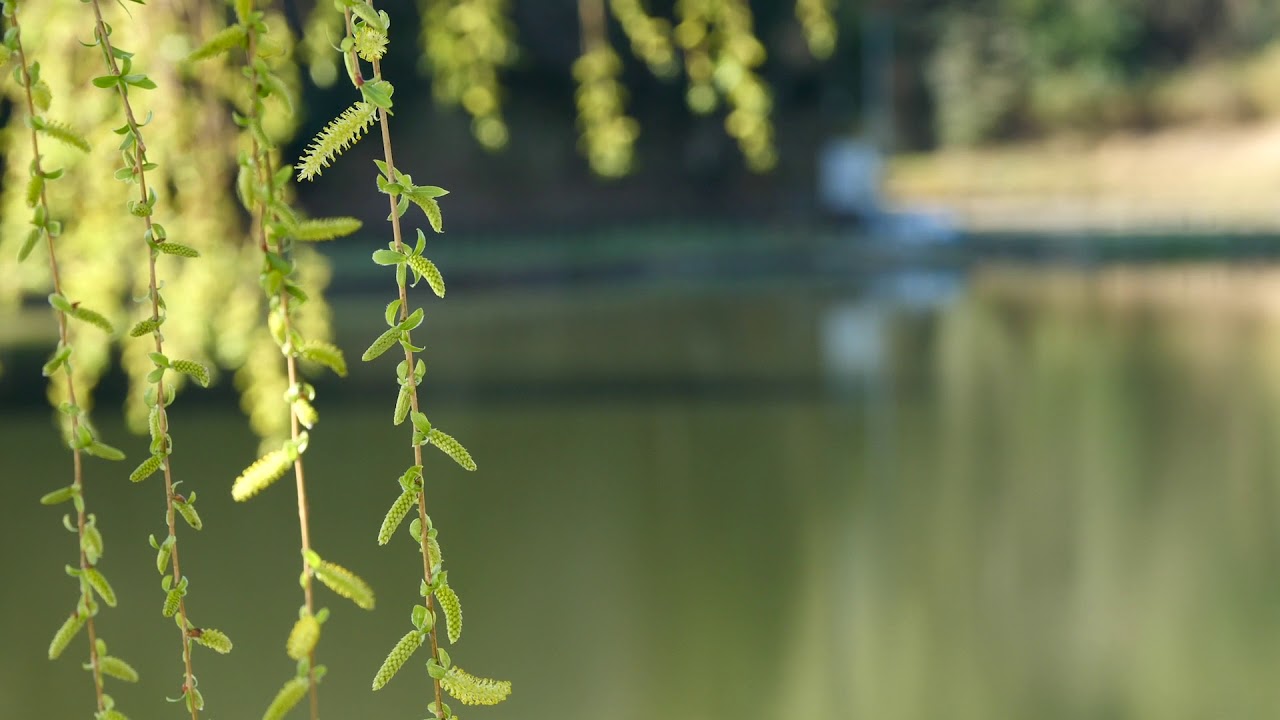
[
  {"xmin": 371, "ymin": 248, "xmax": 404, "ymax": 266},
  {"xmin": 18, "ymin": 228, "xmax": 41, "ymax": 262},
  {"xmin": 82, "ymin": 522, "xmax": 104, "ymax": 565},
  {"xmin": 350, "ymin": 2, "xmax": 387, "ymax": 32},
  {"xmin": 40, "ymin": 485, "xmax": 77, "ymax": 506},
  {"xmin": 384, "ymin": 298, "xmax": 402, "ymax": 327},
  {"xmin": 427, "ymin": 429, "xmax": 476, "ymax": 471},
  {"xmin": 440, "ymin": 666, "xmax": 511, "ymax": 706},
  {"xmin": 400, "ymin": 308, "xmax": 424, "ymax": 331},
  {"xmin": 42, "ymin": 345, "xmax": 72, "ymax": 377},
  {"xmin": 92, "ymin": 75, "xmax": 119, "ymax": 88},
  {"xmin": 360, "ymin": 79, "xmax": 394, "ymax": 111},
  {"xmin": 84, "ymin": 441, "xmax": 126, "ymax": 461},
  {"xmin": 154, "ymin": 534, "xmax": 174, "ymax": 575},
  {"xmin": 371, "ymin": 630, "xmax": 422, "ymax": 691},
  {"xmin": 124, "ymin": 75, "xmax": 157, "ymax": 90}
]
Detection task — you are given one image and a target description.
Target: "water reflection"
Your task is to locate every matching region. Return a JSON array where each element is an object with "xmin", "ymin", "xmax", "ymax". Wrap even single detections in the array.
[{"xmin": 4, "ymin": 264, "xmax": 1280, "ymax": 719}]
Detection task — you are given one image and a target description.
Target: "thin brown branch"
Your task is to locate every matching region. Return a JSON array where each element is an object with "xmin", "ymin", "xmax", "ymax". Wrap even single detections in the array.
[
  {"xmin": 245, "ymin": 20, "xmax": 320, "ymax": 720},
  {"xmin": 86, "ymin": 1, "xmax": 199, "ymax": 716},
  {"xmin": 11, "ymin": 8, "xmax": 106, "ymax": 712}
]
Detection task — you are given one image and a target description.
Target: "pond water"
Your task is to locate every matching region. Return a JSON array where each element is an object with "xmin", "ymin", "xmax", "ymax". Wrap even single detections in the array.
[{"xmin": 4, "ymin": 262, "xmax": 1280, "ymax": 719}]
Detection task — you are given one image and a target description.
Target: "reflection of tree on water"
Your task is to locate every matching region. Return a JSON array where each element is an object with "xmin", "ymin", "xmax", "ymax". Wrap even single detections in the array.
[{"xmin": 796, "ymin": 266, "xmax": 1280, "ymax": 718}]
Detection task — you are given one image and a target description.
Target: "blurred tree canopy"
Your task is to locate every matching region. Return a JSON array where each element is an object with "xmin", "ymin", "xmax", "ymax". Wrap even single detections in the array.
[{"xmin": 911, "ymin": 0, "xmax": 1280, "ymax": 146}]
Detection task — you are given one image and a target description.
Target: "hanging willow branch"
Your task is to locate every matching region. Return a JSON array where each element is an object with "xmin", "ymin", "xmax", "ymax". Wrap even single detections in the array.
[
  {"xmin": 296, "ymin": 1, "xmax": 511, "ymax": 717},
  {"xmin": 191, "ymin": 2, "xmax": 369, "ymax": 718},
  {"xmin": 84, "ymin": 0, "xmax": 228, "ymax": 716},
  {"xmin": 4, "ymin": 3, "xmax": 130, "ymax": 718}
]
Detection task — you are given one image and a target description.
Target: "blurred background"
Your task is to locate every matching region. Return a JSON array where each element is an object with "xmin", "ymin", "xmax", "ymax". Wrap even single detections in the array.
[{"xmin": 6, "ymin": 1, "xmax": 1280, "ymax": 719}]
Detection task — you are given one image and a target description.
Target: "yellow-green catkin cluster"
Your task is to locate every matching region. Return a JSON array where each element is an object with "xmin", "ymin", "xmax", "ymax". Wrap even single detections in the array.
[
  {"xmin": 4, "ymin": 3, "xmax": 134, "ymax": 718},
  {"xmin": 83, "ymin": 0, "xmax": 231, "ymax": 714},
  {"xmin": 575, "ymin": 0, "xmax": 640, "ymax": 178},
  {"xmin": 294, "ymin": 2, "xmax": 511, "ymax": 717},
  {"xmin": 795, "ymin": 0, "xmax": 837, "ymax": 59},
  {"xmin": 419, "ymin": 0, "xmax": 515, "ymax": 150},
  {"xmin": 609, "ymin": 0, "xmax": 677, "ymax": 76},
  {"xmin": 190, "ymin": 3, "xmax": 372, "ymax": 716},
  {"xmin": 675, "ymin": 0, "xmax": 776, "ymax": 171}
]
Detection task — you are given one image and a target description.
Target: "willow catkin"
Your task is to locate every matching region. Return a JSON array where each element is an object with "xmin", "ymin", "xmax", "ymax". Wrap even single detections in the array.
[
  {"xmin": 286, "ymin": 614, "xmax": 320, "ymax": 660},
  {"xmin": 232, "ymin": 449, "xmax": 293, "ymax": 501},
  {"xmin": 378, "ymin": 489, "xmax": 418, "ymax": 545},
  {"xmin": 437, "ymin": 579, "xmax": 462, "ymax": 644},
  {"xmin": 262, "ymin": 677, "xmax": 308, "ymax": 720},
  {"xmin": 428, "ymin": 428, "xmax": 477, "ymax": 471},
  {"xmin": 441, "ymin": 665, "xmax": 512, "ymax": 706},
  {"xmin": 371, "ymin": 630, "xmax": 423, "ymax": 690},
  {"xmin": 48, "ymin": 612, "xmax": 86, "ymax": 659}
]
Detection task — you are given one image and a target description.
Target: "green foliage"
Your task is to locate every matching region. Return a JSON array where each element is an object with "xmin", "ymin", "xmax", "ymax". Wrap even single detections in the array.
[{"xmin": 84, "ymin": 4, "xmax": 227, "ymax": 714}]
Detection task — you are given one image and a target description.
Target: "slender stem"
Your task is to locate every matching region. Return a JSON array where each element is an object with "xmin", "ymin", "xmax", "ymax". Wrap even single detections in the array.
[
  {"xmin": 11, "ymin": 9, "xmax": 106, "ymax": 712},
  {"xmin": 245, "ymin": 23, "xmax": 320, "ymax": 720},
  {"xmin": 579, "ymin": 0, "xmax": 607, "ymax": 53},
  {"xmin": 86, "ymin": 2, "xmax": 198, "ymax": 716},
  {"xmin": 355, "ymin": 2, "xmax": 445, "ymax": 714}
]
